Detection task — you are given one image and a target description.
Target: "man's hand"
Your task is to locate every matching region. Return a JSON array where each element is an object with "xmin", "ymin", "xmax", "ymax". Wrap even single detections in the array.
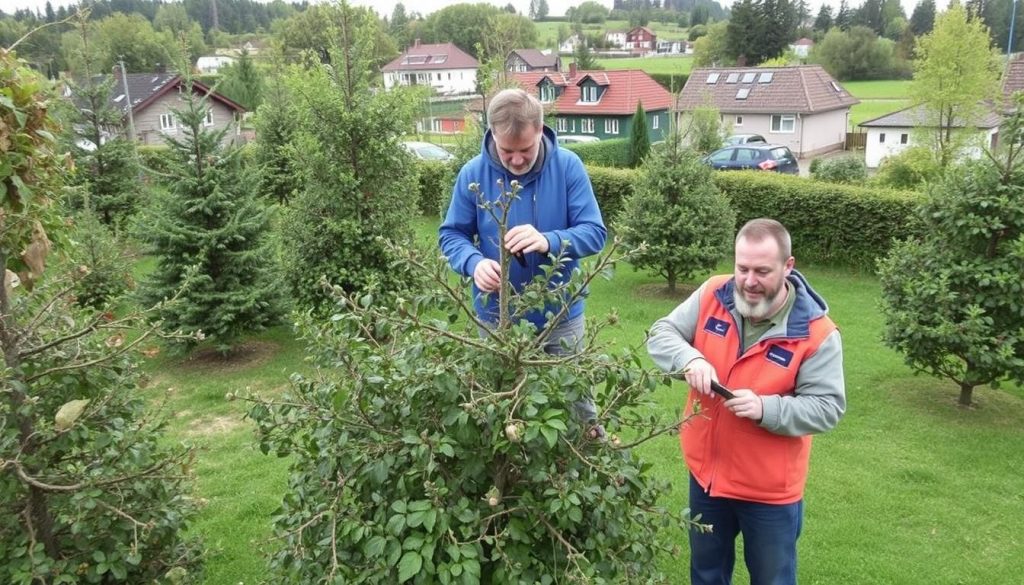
[
  {"xmin": 473, "ymin": 259, "xmax": 501, "ymax": 293},
  {"xmin": 683, "ymin": 358, "xmax": 718, "ymax": 396},
  {"xmin": 725, "ymin": 389, "xmax": 763, "ymax": 422},
  {"xmin": 505, "ymin": 224, "xmax": 549, "ymax": 256}
]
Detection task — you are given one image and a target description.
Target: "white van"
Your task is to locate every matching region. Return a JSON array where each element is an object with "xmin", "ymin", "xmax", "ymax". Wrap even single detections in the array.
[{"xmin": 556, "ymin": 135, "xmax": 600, "ymax": 146}]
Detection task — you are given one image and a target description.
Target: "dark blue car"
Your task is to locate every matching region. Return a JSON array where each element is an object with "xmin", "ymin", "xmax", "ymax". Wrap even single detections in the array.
[{"xmin": 703, "ymin": 144, "xmax": 800, "ymax": 175}]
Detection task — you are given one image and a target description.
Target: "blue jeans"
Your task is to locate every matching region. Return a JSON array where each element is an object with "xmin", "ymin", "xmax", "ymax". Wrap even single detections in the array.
[{"xmin": 688, "ymin": 474, "xmax": 803, "ymax": 585}]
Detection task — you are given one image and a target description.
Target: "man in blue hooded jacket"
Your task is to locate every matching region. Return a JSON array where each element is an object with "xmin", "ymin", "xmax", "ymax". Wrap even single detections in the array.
[{"xmin": 438, "ymin": 88, "xmax": 607, "ymax": 427}]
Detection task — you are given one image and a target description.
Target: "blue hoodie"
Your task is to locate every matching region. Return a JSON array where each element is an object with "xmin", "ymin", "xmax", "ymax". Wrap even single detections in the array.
[{"xmin": 438, "ymin": 126, "xmax": 607, "ymax": 329}]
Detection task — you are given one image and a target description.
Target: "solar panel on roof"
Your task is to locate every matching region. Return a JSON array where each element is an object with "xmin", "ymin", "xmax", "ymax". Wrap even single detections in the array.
[
  {"xmin": 706, "ymin": 72, "xmax": 720, "ymax": 84},
  {"xmin": 726, "ymin": 73, "xmax": 739, "ymax": 83},
  {"xmin": 758, "ymin": 72, "xmax": 774, "ymax": 83},
  {"xmin": 741, "ymin": 72, "xmax": 756, "ymax": 83},
  {"xmin": 736, "ymin": 88, "xmax": 750, "ymax": 100}
]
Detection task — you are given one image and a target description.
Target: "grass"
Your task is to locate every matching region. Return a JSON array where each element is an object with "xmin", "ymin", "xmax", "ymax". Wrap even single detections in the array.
[
  {"xmin": 843, "ymin": 80, "xmax": 913, "ymax": 131},
  {"xmin": 145, "ymin": 218, "xmax": 1024, "ymax": 584},
  {"xmin": 535, "ymin": 19, "xmax": 690, "ymax": 49}
]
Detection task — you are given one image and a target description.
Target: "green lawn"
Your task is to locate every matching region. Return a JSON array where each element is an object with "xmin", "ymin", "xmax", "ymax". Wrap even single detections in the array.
[
  {"xmin": 843, "ymin": 80, "xmax": 913, "ymax": 131},
  {"xmin": 536, "ymin": 19, "xmax": 690, "ymax": 48},
  {"xmin": 148, "ymin": 218, "xmax": 1024, "ymax": 584}
]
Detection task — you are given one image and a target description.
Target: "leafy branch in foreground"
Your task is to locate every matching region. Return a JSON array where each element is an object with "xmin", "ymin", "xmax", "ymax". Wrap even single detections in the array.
[{"xmin": 247, "ymin": 181, "xmax": 707, "ymax": 584}]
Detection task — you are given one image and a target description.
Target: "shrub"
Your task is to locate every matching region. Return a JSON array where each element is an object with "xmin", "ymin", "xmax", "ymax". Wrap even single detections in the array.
[
  {"xmin": 617, "ymin": 136, "xmax": 735, "ymax": 291},
  {"xmin": 415, "ymin": 159, "xmax": 456, "ymax": 218},
  {"xmin": 811, "ymin": 154, "xmax": 868, "ymax": 184},
  {"xmin": 648, "ymin": 72, "xmax": 689, "ymax": 93},
  {"xmin": 248, "ymin": 212, "xmax": 706, "ymax": 583},
  {"xmin": 874, "ymin": 146, "xmax": 942, "ymax": 190},
  {"xmin": 67, "ymin": 210, "xmax": 135, "ymax": 309},
  {"xmin": 714, "ymin": 171, "xmax": 922, "ymax": 267},
  {"xmin": 586, "ymin": 165, "xmax": 636, "ymax": 223},
  {"xmin": 565, "ymin": 138, "xmax": 631, "ymax": 167}
]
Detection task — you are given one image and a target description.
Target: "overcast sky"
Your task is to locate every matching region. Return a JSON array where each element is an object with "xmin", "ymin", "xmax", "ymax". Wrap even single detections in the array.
[{"xmin": 5, "ymin": 0, "xmax": 949, "ymax": 21}]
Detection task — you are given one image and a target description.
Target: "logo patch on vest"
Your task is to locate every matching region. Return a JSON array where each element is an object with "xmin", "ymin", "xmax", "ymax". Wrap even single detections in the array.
[
  {"xmin": 703, "ymin": 317, "xmax": 731, "ymax": 338},
  {"xmin": 766, "ymin": 345, "xmax": 794, "ymax": 368}
]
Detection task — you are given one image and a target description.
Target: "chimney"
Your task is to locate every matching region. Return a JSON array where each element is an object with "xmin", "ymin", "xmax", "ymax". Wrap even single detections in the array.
[{"xmin": 569, "ymin": 62, "xmax": 577, "ymax": 78}]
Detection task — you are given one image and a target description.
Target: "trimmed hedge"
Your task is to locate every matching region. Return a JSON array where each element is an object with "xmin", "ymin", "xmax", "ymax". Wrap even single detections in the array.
[
  {"xmin": 416, "ymin": 159, "xmax": 456, "ymax": 218},
  {"xmin": 586, "ymin": 165, "xmax": 637, "ymax": 221},
  {"xmin": 565, "ymin": 138, "xmax": 632, "ymax": 168},
  {"xmin": 711, "ymin": 171, "xmax": 922, "ymax": 268},
  {"xmin": 648, "ymin": 72, "xmax": 689, "ymax": 94},
  {"xmin": 585, "ymin": 165, "xmax": 922, "ymax": 268}
]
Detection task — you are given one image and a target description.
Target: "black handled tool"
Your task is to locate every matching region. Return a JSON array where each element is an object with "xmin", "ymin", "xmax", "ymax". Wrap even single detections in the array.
[
  {"xmin": 710, "ymin": 380, "xmax": 736, "ymax": 400},
  {"xmin": 513, "ymin": 251, "xmax": 527, "ymax": 267}
]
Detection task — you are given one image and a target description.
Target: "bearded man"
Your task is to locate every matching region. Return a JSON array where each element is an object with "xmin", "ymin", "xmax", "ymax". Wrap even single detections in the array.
[{"xmin": 647, "ymin": 218, "xmax": 846, "ymax": 585}]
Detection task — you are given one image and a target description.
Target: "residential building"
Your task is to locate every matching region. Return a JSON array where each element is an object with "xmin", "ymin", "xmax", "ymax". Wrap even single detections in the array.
[
  {"xmin": 625, "ymin": 26, "xmax": 656, "ymax": 55},
  {"xmin": 559, "ymin": 34, "xmax": 583, "ymax": 54},
  {"xmin": 510, "ymin": 64, "xmax": 674, "ymax": 142},
  {"xmin": 506, "ymin": 49, "xmax": 561, "ymax": 73},
  {"xmin": 196, "ymin": 55, "xmax": 236, "ymax": 74},
  {"xmin": 859, "ymin": 105, "xmax": 1001, "ymax": 167},
  {"xmin": 382, "ymin": 40, "xmax": 478, "ymax": 96},
  {"xmin": 657, "ymin": 40, "xmax": 686, "ymax": 55},
  {"xmin": 70, "ymin": 72, "xmax": 246, "ymax": 147},
  {"xmin": 605, "ymin": 30, "xmax": 627, "ymax": 48},
  {"xmin": 790, "ymin": 38, "xmax": 814, "ymax": 59},
  {"xmin": 677, "ymin": 65, "xmax": 859, "ymax": 158}
]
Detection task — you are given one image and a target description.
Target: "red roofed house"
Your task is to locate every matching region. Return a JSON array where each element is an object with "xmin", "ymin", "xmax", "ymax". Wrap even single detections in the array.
[
  {"xmin": 511, "ymin": 64, "xmax": 674, "ymax": 141},
  {"xmin": 625, "ymin": 26, "xmax": 657, "ymax": 55},
  {"xmin": 382, "ymin": 40, "xmax": 478, "ymax": 96},
  {"xmin": 678, "ymin": 65, "xmax": 859, "ymax": 157},
  {"xmin": 790, "ymin": 38, "xmax": 815, "ymax": 59}
]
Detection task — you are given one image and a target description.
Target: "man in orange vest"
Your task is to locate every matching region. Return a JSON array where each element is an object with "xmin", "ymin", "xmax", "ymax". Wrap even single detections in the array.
[{"xmin": 648, "ymin": 218, "xmax": 846, "ymax": 585}]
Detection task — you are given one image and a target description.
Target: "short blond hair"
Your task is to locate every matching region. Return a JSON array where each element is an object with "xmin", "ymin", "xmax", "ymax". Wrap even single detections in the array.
[
  {"xmin": 487, "ymin": 88, "xmax": 543, "ymax": 137},
  {"xmin": 736, "ymin": 218, "xmax": 792, "ymax": 260}
]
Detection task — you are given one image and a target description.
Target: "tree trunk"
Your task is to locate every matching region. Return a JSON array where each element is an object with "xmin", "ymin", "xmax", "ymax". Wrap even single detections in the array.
[
  {"xmin": 666, "ymin": 270, "xmax": 677, "ymax": 293},
  {"xmin": 958, "ymin": 381, "xmax": 974, "ymax": 407},
  {"xmin": 0, "ymin": 253, "xmax": 60, "ymax": 557}
]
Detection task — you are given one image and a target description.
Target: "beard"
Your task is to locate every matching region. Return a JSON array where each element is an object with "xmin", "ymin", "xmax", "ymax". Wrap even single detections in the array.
[{"xmin": 734, "ymin": 282, "xmax": 786, "ymax": 321}]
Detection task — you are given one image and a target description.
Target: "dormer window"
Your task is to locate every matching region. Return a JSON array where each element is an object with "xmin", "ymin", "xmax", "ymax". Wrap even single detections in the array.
[
  {"xmin": 581, "ymin": 85, "xmax": 599, "ymax": 103},
  {"xmin": 540, "ymin": 83, "xmax": 556, "ymax": 103}
]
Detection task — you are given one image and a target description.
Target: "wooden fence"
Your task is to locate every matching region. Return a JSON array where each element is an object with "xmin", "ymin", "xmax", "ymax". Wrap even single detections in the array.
[{"xmin": 846, "ymin": 132, "xmax": 867, "ymax": 150}]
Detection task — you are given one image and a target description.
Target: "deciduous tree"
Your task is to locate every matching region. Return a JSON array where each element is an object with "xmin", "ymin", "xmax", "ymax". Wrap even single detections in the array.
[
  {"xmin": 879, "ymin": 94, "xmax": 1024, "ymax": 406},
  {"xmin": 910, "ymin": 2, "xmax": 1001, "ymax": 167}
]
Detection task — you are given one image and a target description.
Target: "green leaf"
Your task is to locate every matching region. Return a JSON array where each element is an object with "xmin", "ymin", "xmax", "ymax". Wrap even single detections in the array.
[
  {"xmin": 364, "ymin": 535, "xmax": 387, "ymax": 558},
  {"xmin": 540, "ymin": 426, "xmax": 557, "ymax": 448},
  {"xmin": 397, "ymin": 550, "xmax": 423, "ymax": 582},
  {"xmin": 54, "ymin": 399, "xmax": 89, "ymax": 431}
]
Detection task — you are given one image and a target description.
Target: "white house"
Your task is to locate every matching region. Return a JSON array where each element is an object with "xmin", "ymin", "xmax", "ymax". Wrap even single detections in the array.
[
  {"xmin": 678, "ymin": 65, "xmax": 859, "ymax": 158},
  {"xmin": 859, "ymin": 104, "xmax": 1002, "ymax": 168},
  {"xmin": 559, "ymin": 34, "xmax": 582, "ymax": 54},
  {"xmin": 789, "ymin": 38, "xmax": 814, "ymax": 59},
  {"xmin": 196, "ymin": 55, "xmax": 235, "ymax": 74},
  {"xmin": 657, "ymin": 40, "xmax": 686, "ymax": 54},
  {"xmin": 381, "ymin": 40, "xmax": 478, "ymax": 96},
  {"xmin": 605, "ymin": 30, "xmax": 627, "ymax": 48}
]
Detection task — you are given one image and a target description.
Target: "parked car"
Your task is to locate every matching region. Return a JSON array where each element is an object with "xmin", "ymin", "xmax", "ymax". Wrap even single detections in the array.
[
  {"xmin": 557, "ymin": 135, "xmax": 600, "ymax": 146},
  {"xmin": 401, "ymin": 141, "xmax": 454, "ymax": 161},
  {"xmin": 702, "ymin": 144, "xmax": 800, "ymax": 174},
  {"xmin": 724, "ymin": 133, "xmax": 767, "ymax": 146}
]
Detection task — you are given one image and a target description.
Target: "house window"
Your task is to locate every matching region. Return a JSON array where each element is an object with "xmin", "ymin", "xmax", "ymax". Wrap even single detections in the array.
[
  {"xmin": 159, "ymin": 113, "xmax": 175, "ymax": 132},
  {"xmin": 900, "ymin": 133, "xmax": 908, "ymax": 144},
  {"xmin": 581, "ymin": 85, "xmax": 598, "ymax": 103},
  {"xmin": 204, "ymin": 109, "xmax": 214, "ymax": 127},
  {"xmin": 557, "ymin": 118, "xmax": 568, "ymax": 133},
  {"xmin": 735, "ymin": 115, "xmax": 744, "ymax": 126},
  {"xmin": 770, "ymin": 114, "xmax": 795, "ymax": 133},
  {"xmin": 605, "ymin": 118, "xmax": 619, "ymax": 134},
  {"xmin": 448, "ymin": 73, "xmax": 451, "ymax": 80},
  {"xmin": 540, "ymin": 85, "xmax": 555, "ymax": 103},
  {"xmin": 880, "ymin": 133, "xmax": 886, "ymax": 143},
  {"xmin": 652, "ymin": 114, "xmax": 659, "ymax": 130},
  {"xmin": 432, "ymin": 119, "xmax": 442, "ymax": 132},
  {"xmin": 581, "ymin": 118, "xmax": 595, "ymax": 133}
]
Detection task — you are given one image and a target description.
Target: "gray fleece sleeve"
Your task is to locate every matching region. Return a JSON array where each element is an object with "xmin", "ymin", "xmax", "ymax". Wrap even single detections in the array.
[
  {"xmin": 647, "ymin": 283, "xmax": 709, "ymax": 375},
  {"xmin": 759, "ymin": 329, "xmax": 846, "ymax": 436}
]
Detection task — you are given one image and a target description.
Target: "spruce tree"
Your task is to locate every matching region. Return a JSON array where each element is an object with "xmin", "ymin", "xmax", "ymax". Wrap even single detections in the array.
[
  {"xmin": 137, "ymin": 76, "xmax": 281, "ymax": 351},
  {"xmin": 629, "ymin": 101, "xmax": 650, "ymax": 167}
]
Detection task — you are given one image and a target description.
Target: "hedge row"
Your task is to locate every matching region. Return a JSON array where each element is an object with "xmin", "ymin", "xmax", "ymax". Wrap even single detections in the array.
[
  {"xmin": 565, "ymin": 138, "xmax": 632, "ymax": 168},
  {"xmin": 583, "ymin": 166, "xmax": 922, "ymax": 268},
  {"xmin": 648, "ymin": 72, "xmax": 689, "ymax": 94}
]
